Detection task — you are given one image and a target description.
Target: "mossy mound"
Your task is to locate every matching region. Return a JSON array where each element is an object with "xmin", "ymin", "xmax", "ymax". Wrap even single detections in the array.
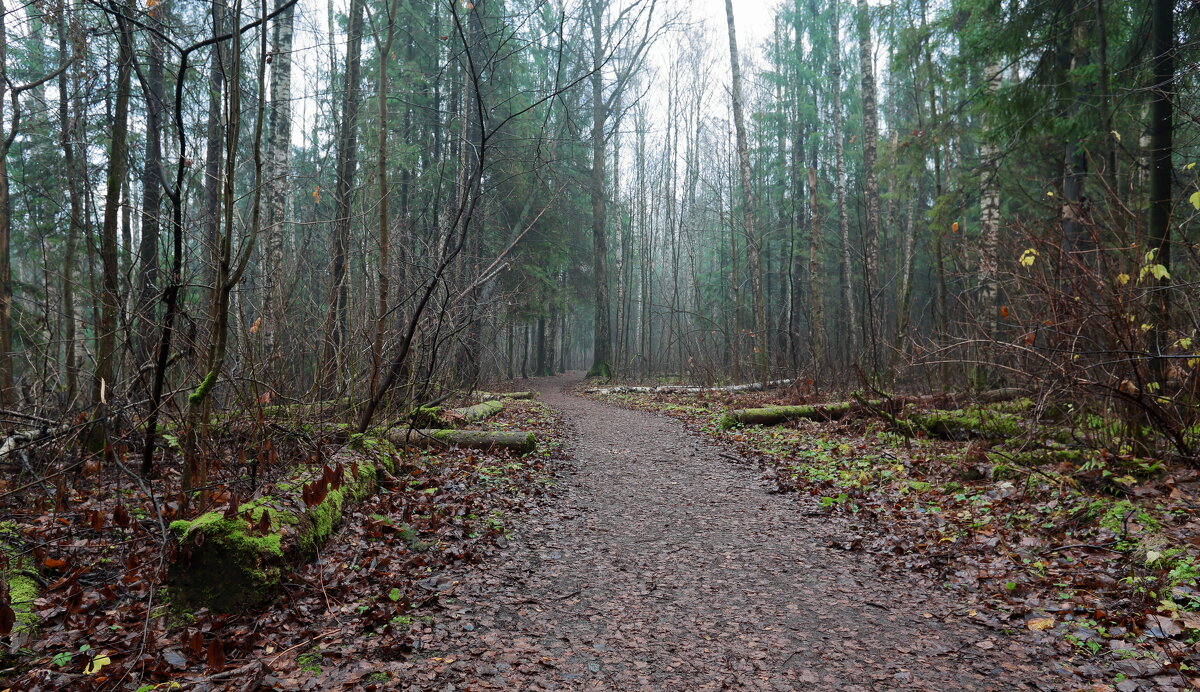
[
  {"xmin": 0, "ymin": 521, "xmax": 38, "ymax": 639},
  {"xmin": 907, "ymin": 404, "xmax": 1028, "ymax": 441},
  {"xmin": 168, "ymin": 438, "xmax": 397, "ymax": 612}
]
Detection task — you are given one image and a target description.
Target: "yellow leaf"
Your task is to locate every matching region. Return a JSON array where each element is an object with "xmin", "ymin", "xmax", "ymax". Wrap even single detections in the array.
[
  {"xmin": 1188, "ymin": 358, "xmax": 1199, "ymax": 369},
  {"xmin": 951, "ymin": 221, "xmax": 959, "ymax": 233},
  {"xmin": 1187, "ymin": 162, "xmax": 1197, "ymax": 171},
  {"xmin": 1189, "ymin": 190, "xmax": 1200, "ymax": 210},
  {"xmin": 83, "ymin": 654, "xmax": 111, "ymax": 675},
  {"xmin": 1116, "ymin": 273, "xmax": 1130, "ymax": 285},
  {"xmin": 1046, "ymin": 191, "xmax": 1055, "ymax": 197},
  {"xmin": 1140, "ymin": 323, "xmax": 1154, "ymax": 332},
  {"xmin": 1026, "ymin": 618, "xmax": 1055, "ymax": 631},
  {"xmin": 1018, "ymin": 248, "xmax": 1038, "ymax": 267},
  {"xmin": 313, "ymin": 185, "xmax": 321, "ymax": 204},
  {"xmin": 1111, "ymin": 130, "xmax": 1121, "ymax": 142}
]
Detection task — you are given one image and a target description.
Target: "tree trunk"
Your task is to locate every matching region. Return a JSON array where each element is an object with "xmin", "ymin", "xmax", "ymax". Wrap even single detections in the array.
[
  {"xmin": 58, "ymin": 2, "xmax": 82, "ymax": 405},
  {"xmin": 0, "ymin": 1, "xmax": 13, "ymax": 409},
  {"xmin": 856, "ymin": 0, "xmax": 882, "ymax": 371},
  {"xmin": 587, "ymin": 0, "xmax": 612, "ymax": 379},
  {"xmin": 324, "ymin": 0, "xmax": 365, "ymax": 392},
  {"xmin": 978, "ymin": 60, "xmax": 1003, "ymax": 338},
  {"xmin": 725, "ymin": 0, "xmax": 769, "ymax": 384},
  {"xmin": 832, "ymin": 1, "xmax": 857, "ymax": 364},
  {"xmin": 807, "ymin": 167, "xmax": 825, "ymax": 368},
  {"xmin": 262, "ymin": 0, "xmax": 295, "ymax": 360},
  {"xmin": 1147, "ymin": 0, "xmax": 1174, "ymax": 382},
  {"xmin": 135, "ymin": 0, "xmax": 165, "ymax": 369},
  {"xmin": 368, "ymin": 0, "xmax": 398, "ymax": 398},
  {"xmin": 96, "ymin": 0, "xmax": 134, "ymax": 406}
]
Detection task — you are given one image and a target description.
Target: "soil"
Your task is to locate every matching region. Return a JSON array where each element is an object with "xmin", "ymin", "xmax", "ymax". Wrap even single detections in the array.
[{"xmin": 389, "ymin": 374, "xmax": 1073, "ymax": 691}]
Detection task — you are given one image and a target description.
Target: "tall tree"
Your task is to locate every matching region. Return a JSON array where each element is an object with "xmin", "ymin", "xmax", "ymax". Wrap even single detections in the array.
[
  {"xmin": 324, "ymin": 0, "xmax": 365, "ymax": 391},
  {"xmin": 832, "ymin": 0, "xmax": 857, "ymax": 363},
  {"xmin": 725, "ymin": 0, "xmax": 769, "ymax": 383},
  {"xmin": 1147, "ymin": 0, "xmax": 1174, "ymax": 380},
  {"xmin": 135, "ymin": 0, "xmax": 166, "ymax": 368},
  {"xmin": 96, "ymin": 0, "xmax": 134, "ymax": 406},
  {"xmin": 262, "ymin": 0, "xmax": 295, "ymax": 358},
  {"xmin": 856, "ymin": 0, "xmax": 881, "ymax": 368}
]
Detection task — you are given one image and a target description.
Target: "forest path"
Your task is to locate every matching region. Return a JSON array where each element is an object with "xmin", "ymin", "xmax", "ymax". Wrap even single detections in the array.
[{"xmin": 410, "ymin": 373, "xmax": 1065, "ymax": 690}]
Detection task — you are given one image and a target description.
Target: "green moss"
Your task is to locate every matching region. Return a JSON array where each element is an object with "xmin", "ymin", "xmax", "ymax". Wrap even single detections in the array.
[
  {"xmin": 909, "ymin": 404, "xmax": 1026, "ymax": 441},
  {"xmin": 168, "ymin": 500, "xmax": 296, "ymax": 611},
  {"xmin": 0, "ymin": 522, "xmax": 38, "ymax": 635},
  {"xmin": 188, "ymin": 370, "xmax": 218, "ymax": 405},
  {"xmin": 170, "ymin": 450, "xmax": 388, "ymax": 612}
]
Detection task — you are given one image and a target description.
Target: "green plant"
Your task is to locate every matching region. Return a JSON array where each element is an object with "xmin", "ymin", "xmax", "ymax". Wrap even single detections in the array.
[{"xmin": 297, "ymin": 650, "xmax": 323, "ymax": 674}]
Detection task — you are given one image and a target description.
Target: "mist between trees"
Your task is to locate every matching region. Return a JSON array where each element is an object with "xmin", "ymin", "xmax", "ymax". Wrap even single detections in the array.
[{"xmin": 0, "ymin": 0, "xmax": 1197, "ymax": 479}]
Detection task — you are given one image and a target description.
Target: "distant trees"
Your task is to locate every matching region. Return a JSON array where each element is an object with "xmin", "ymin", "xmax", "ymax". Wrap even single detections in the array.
[{"xmin": 0, "ymin": 0, "xmax": 1195, "ymax": 482}]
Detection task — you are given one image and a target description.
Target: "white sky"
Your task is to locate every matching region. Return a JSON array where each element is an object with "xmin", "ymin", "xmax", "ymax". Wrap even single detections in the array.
[{"xmin": 282, "ymin": 0, "xmax": 782, "ymax": 148}]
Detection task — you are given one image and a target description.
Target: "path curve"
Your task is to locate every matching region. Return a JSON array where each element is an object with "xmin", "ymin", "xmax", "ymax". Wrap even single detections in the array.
[{"xmin": 414, "ymin": 374, "xmax": 1066, "ymax": 690}]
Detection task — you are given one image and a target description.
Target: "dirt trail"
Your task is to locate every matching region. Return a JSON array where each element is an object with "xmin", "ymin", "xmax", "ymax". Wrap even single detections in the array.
[{"xmin": 411, "ymin": 374, "xmax": 1067, "ymax": 690}]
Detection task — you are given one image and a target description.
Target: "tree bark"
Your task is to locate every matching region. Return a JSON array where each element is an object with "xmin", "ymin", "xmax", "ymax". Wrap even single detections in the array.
[
  {"xmin": 135, "ymin": 0, "xmax": 166, "ymax": 369},
  {"xmin": 807, "ymin": 167, "xmax": 825, "ymax": 368},
  {"xmin": 96, "ymin": 0, "xmax": 134, "ymax": 406},
  {"xmin": 588, "ymin": 0, "xmax": 612, "ymax": 379},
  {"xmin": 831, "ymin": 1, "xmax": 857, "ymax": 364},
  {"xmin": 262, "ymin": 0, "xmax": 295, "ymax": 360},
  {"xmin": 724, "ymin": 0, "xmax": 768, "ymax": 384},
  {"xmin": 324, "ymin": 0, "xmax": 366, "ymax": 392},
  {"xmin": 978, "ymin": 60, "xmax": 1003, "ymax": 338},
  {"xmin": 1147, "ymin": 0, "xmax": 1174, "ymax": 382},
  {"xmin": 856, "ymin": 0, "xmax": 881, "ymax": 370}
]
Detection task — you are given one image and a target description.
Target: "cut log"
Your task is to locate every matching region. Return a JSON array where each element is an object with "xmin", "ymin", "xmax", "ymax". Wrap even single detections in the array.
[
  {"xmin": 586, "ymin": 379, "xmax": 795, "ymax": 396},
  {"xmin": 0, "ymin": 521, "xmax": 38, "ymax": 642},
  {"xmin": 446, "ymin": 400, "xmax": 503, "ymax": 425},
  {"xmin": 168, "ymin": 439, "xmax": 394, "ymax": 612},
  {"xmin": 718, "ymin": 401, "xmax": 859, "ymax": 429},
  {"xmin": 386, "ymin": 429, "xmax": 536, "ymax": 454}
]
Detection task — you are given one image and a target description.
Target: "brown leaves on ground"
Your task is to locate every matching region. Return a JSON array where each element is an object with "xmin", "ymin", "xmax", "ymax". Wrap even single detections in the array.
[{"xmin": 0, "ymin": 399, "xmax": 565, "ymax": 690}]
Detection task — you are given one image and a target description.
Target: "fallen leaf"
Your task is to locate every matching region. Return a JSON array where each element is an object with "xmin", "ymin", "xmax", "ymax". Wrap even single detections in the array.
[
  {"xmin": 83, "ymin": 654, "xmax": 111, "ymax": 675},
  {"xmin": 1026, "ymin": 617, "xmax": 1055, "ymax": 631}
]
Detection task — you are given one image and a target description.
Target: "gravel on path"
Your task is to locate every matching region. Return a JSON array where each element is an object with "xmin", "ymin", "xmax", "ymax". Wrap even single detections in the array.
[{"xmin": 404, "ymin": 373, "xmax": 1069, "ymax": 691}]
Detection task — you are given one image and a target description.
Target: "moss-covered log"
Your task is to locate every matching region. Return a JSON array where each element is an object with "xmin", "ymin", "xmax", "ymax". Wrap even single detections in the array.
[
  {"xmin": 386, "ymin": 428, "xmax": 536, "ymax": 453},
  {"xmin": 0, "ymin": 522, "xmax": 38, "ymax": 640},
  {"xmin": 168, "ymin": 438, "xmax": 396, "ymax": 612},
  {"xmin": 446, "ymin": 399, "xmax": 504, "ymax": 425},
  {"xmin": 718, "ymin": 401, "xmax": 864, "ymax": 429}
]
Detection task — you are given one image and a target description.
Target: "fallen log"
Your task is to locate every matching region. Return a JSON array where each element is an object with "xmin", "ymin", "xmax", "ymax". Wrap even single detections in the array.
[
  {"xmin": 475, "ymin": 391, "xmax": 536, "ymax": 401},
  {"xmin": 0, "ymin": 423, "xmax": 74, "ymax": 459},
  {"xmin": 0, "ymin": 521, "xmax": 38, "ymax": 643},
  {"xmin": 718, "ymin": 401, "xmax": 862, "ymax": 429},
  {"xmin": 385, "ymin": 428, "xmax": 536, "ymax": 454},
  {"xmin": 168, "ymin": 439, "xmax": 395, "ymax": 612},
  {"xmin": 446, "ymin": 400, "xmax": 504, "ymax": 425},
  {"xmin": 586, "ymin": 379, "xmax": 795, "ymax": 396}
]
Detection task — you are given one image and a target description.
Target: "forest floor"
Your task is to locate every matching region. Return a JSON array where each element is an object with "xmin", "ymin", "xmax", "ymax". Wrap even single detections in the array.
[
  {"xmin": 8, "ymin": 374, "xmax": 1193, "ymax": 690},
  {"xmin": 356, "ymin": 373, "xmax": 1083, "ymax": 691}
]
